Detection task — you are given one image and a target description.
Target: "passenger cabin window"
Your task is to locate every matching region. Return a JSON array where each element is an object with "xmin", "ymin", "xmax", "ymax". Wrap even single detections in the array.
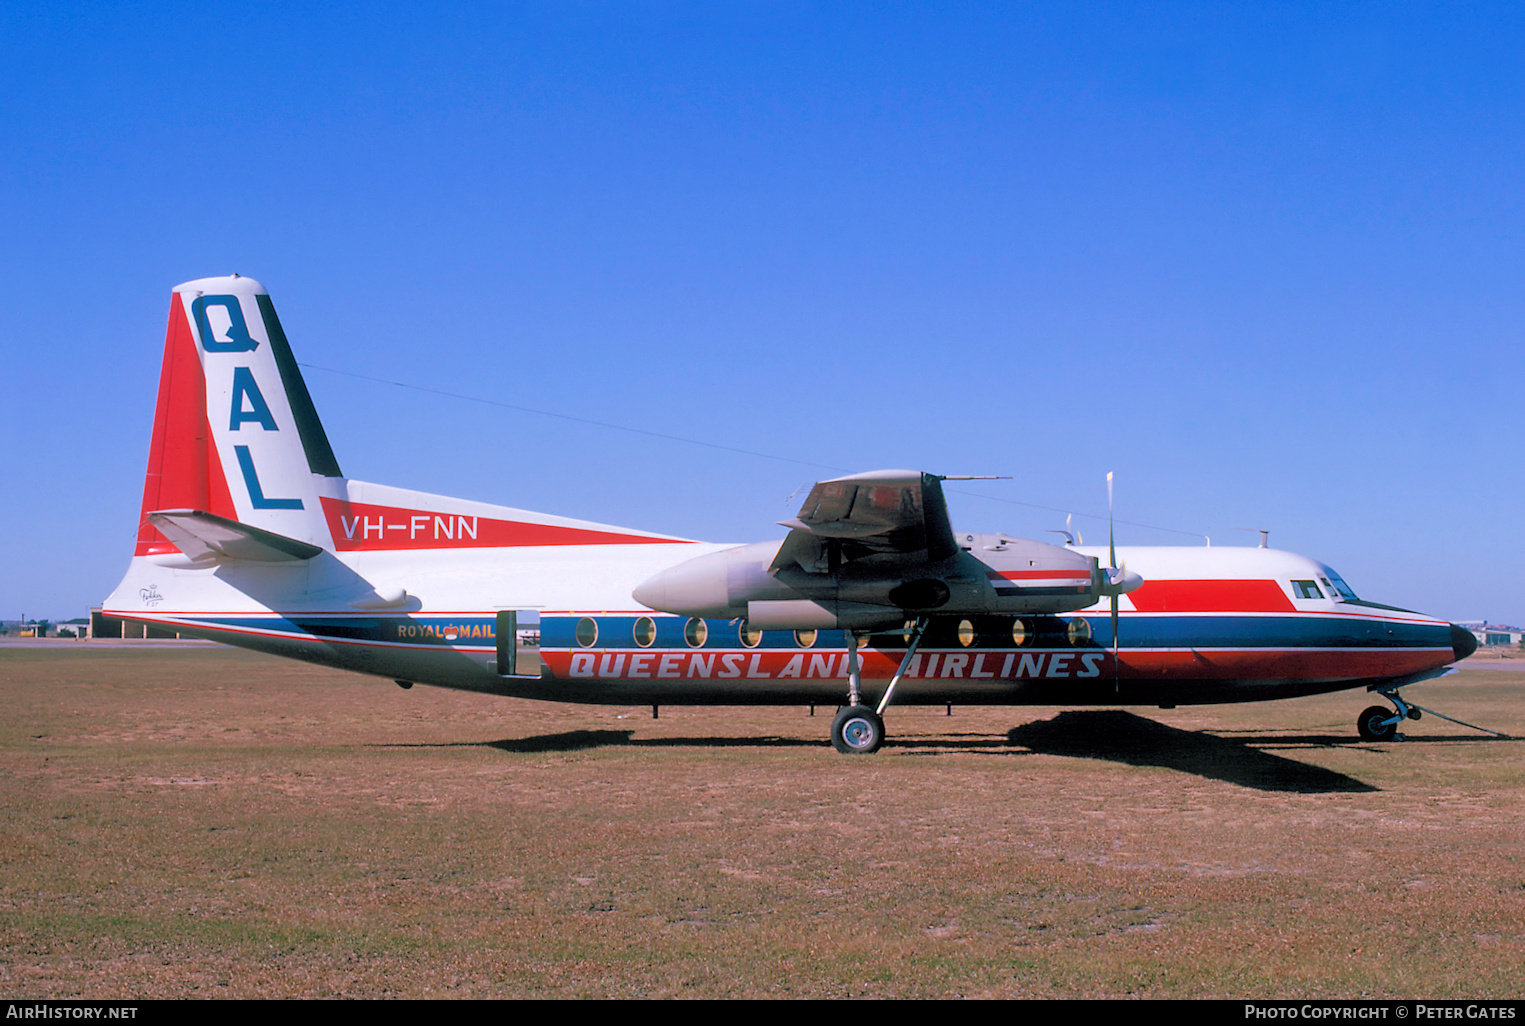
[
  {"xmin": 1012, "ymin": 619, "xmax": 1030, "ymax": 647},
  {"xmin": 575, "ymin": 617, "xmax": 598, "ymax": 648},
  {"xmin": 1293, "ymin": 580, "xmax": 1324, "ymax": 599}
]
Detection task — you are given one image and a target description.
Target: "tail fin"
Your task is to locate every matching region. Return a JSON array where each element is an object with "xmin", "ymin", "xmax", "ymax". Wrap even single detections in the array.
[{"xmin": 135, "ymin": 275, "xmax": 342, "ymax": 558}]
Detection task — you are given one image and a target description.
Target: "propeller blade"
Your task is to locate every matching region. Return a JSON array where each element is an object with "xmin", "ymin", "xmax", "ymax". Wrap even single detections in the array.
[
  {"xmin": 1111, "ymin": 591, "xmax": 1120, "ymax": 692},
  {"xmin": 1107, "ymin": 472, "xmax": 1118, "ymax": 692},
  {"xmin": 1107, "ymin": 471, "xmax": 1116, "ymax": 571}
]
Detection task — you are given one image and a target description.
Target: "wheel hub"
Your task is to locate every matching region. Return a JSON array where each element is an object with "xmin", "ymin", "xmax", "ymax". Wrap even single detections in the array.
[{"xmin": 842, "ymin": 717, "xmax": 876, "ymax": 749}]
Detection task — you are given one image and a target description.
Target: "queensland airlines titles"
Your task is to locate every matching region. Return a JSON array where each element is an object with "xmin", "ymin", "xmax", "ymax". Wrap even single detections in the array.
[{"xmin": 563, "ymin": 649, "xmax": 1108, "ymax": 679}]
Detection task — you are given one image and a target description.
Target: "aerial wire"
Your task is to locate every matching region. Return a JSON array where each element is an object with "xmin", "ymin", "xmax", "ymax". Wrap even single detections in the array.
[
  {"xmin": 299, "ymin": 362, "xmax": 1209, "ymax": 541},
  {"xmin": 299, "ymin": 362, "xmax": 846, "ymax": 473}
]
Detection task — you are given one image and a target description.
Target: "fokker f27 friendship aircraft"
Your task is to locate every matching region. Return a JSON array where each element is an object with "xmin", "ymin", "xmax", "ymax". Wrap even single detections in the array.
[{"xmin": 104, "ymin": 276, "xmax": 1478, "ymax": 753}]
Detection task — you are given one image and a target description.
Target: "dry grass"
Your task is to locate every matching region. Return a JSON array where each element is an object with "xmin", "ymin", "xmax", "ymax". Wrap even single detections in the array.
[{"xmin": 1, "ymin": 644, "xmax": 1522, "ymax": 999}]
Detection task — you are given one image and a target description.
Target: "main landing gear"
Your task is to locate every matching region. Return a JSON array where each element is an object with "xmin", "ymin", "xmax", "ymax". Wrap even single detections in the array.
[
  {"xmin": 831, "ymin": 705, "xmax": 885, "ymax": 754},
  {"xmin": 829, "ymin": 618, "xmax": 928, "ymax": 754}
]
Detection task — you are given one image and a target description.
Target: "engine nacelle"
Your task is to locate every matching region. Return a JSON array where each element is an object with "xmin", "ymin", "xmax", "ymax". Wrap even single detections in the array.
[
  {"xmin": 632, "ymin": 531, "xmax": 1131, "ymax": 630},
  {"xmin": 744, "ymin": 599, "xmax": 906, "ymax": 632},
  {"xmin": 630, "ymin": 540, "xmax": 791, "ymax": 619}
]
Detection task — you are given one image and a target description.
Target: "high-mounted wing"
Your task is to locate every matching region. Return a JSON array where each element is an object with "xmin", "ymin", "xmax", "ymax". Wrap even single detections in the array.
[
  {"xmin": 772, "ymin": 470, "xmax": 958, "ymax": 572},
  {"xmin": 634, "ymin": 469, "xmax": 1115, "ymax": 631}
]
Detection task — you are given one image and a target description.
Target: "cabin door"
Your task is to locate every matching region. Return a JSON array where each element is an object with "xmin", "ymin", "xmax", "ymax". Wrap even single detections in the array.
[{"xmin": 495, "ymin": 609, "xmax": 542, "ymax": 678}]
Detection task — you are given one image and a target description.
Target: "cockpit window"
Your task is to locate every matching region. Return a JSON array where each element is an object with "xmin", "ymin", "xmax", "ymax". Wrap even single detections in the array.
[
  {"xmin": 1293, "ymin": 580, "xmax": 1324, "ymax": 599},
  {"xmin": 1321, "ymin": 570, "xmax": 1359, "ymax": 601}
]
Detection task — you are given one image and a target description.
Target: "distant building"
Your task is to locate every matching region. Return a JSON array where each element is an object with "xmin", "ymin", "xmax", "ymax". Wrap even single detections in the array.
[
  {"xmin": 1457, "ymin": 621, "xmax": 1523, "ymax": 647},
  {"xmin": 1, "ymin": 618, "xmax": 88, "ymax": 638},
  {"xmin": 3, "ymin": 619, "xmax": 53, "ymax": 637},
  {"xmin": 88, "ymin": 607, "xmax": 190, "ymax": 640}
]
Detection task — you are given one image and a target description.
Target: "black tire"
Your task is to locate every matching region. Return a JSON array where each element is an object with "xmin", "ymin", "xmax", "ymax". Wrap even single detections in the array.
[
  {"xmin": 1358, "ymin": 705, "xmax": 1397, "ymax": 741},
  {"xmin": 831, "ymin": 705, "xmax": 885, "ymax": 754}
]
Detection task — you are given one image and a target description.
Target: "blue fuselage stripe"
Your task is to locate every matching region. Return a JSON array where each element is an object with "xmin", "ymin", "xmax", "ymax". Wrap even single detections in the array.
[{"xmin": 154, "ymin": 611, "xmax": 1450, "ymax": 653}]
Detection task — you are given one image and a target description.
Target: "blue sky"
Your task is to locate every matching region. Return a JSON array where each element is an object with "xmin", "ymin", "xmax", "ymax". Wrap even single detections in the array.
[{"xmin": 2, "ymin": 2, "xmax": 1521, "ymax": 625}]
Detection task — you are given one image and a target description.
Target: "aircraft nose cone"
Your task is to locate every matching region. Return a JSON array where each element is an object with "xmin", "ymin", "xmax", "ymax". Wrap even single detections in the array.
[{"xmin": 1450, "ymin": 623, "xmax": 1478, "ymax": 661}]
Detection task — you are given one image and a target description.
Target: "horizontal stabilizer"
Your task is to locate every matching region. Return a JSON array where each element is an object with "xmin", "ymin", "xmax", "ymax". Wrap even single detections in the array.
[{"xmin": 147, "ymin": 509, "xmax": 324, "ymax": 564}]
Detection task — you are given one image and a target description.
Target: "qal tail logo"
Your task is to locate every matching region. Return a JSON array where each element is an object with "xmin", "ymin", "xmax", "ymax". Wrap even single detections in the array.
[{"xmin": 191, "ymin": 295, "xmax": 259, "ymax": 352}]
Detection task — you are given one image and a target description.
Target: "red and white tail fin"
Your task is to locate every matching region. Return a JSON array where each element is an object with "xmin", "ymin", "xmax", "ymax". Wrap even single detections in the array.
[{"xmin": 135, "ymin": 275, "xmax": 343, "ymax": 559}]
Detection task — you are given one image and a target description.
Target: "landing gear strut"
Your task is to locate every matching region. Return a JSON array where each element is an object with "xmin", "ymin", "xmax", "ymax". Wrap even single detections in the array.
[
  {"xmin": 1358, "ymin": 688, "xmax": 1420, "ymax": 741},
  {"xmin": 831, "ymin": 629, "xmax": 882, "ymax": 753},
  {"xmin": 828, "ymin": 618, "xmax": 928, "ymax": 755}
]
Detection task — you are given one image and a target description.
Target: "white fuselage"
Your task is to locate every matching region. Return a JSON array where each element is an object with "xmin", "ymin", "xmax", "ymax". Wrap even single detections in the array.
[
  {"xmin": 104, "ymin": 274, "xmax": 1467, "ymax": 716},
  {"xmin": 106, "ymin": 489, "xmax": 1461, "ymax": 708}
]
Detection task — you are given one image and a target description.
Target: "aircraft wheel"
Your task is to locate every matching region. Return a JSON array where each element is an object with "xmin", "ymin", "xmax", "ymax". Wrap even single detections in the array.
[
  {"xmin": 831, "ymin": 705, "xmax": 885, "ymax": 754},
  {"xmin": 1357, "ymin": 705, "xmax": 1397, "ymax": 741}
]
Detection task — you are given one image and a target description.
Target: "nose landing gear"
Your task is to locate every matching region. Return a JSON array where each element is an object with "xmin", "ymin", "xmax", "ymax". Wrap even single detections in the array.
[
  {"xmin": 1357, "ymin": 703, "xmax": 1406, "ymax": 741},
  {"xmin": 1358, "ymin": 686, "xmax": 1424, "ymax": 741},
  {"xmin": 1357, "ymin": 684, "xmax": 1507, "ymax": 741}
]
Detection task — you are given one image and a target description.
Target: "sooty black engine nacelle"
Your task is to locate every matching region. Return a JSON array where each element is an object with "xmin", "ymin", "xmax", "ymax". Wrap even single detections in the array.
[{"xmin": 632, "ymin": 533, "xmax": 1139, "ymax": 632}]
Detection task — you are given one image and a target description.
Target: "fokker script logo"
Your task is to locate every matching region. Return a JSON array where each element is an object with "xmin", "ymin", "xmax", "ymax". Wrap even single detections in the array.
[{"xmin": 139, "ymin": 585, "xmax": 164, "ymax": 607}]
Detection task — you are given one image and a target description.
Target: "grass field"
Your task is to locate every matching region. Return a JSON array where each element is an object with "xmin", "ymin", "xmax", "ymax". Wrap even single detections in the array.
[{"xmin": 2, "ymin": 643, "xmax": 1522, "ymax": 998}]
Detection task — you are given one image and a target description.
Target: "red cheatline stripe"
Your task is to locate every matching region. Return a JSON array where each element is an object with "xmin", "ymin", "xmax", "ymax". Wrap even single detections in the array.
[{"xmin": 1125, "ymin": 579, "xmax": 1296, "ymax": 614}]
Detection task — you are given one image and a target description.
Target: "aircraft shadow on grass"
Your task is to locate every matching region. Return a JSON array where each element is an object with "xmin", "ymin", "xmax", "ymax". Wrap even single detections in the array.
[
  {"xmin": 384, "ymin": 730, "xmax": 845, "ymax": 754},
  {"xmin": 482, "ymin": 730, "xmax": 821, "ymax": 753},
  {"xmin": 472, "ymin": 713, "xmax": 1374, "ymax": 794},
  {"xmin": 438, "ymin": 711, "xmax": 1510, "ymax": 790},
  {"xmin": 1005, "ymin": 710, "xmax": 1380, "ymax": 794}
]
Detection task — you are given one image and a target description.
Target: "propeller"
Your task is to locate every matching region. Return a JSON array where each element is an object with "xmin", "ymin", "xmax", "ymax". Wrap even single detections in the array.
[
  {"xmin": 1099, "ymin": 472, "xmax": 1144, "ymax": 691},
  {"xmin": 1108, "ymin": 472, "xmax": 1119, "ymax": 689}
]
